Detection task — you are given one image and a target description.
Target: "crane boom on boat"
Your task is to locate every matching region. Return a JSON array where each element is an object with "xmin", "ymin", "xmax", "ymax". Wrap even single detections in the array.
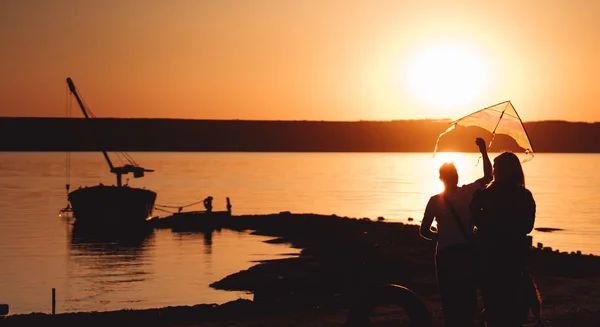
[{"xmin": 66, "ymin": 77, "xmax": 154, "ymax": 187}]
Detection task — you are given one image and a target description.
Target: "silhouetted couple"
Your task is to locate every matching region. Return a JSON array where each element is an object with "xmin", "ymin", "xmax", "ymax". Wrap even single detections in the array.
[{"xmin": 420, "ymin": 138, "xmax": 538, "ymax": 327}]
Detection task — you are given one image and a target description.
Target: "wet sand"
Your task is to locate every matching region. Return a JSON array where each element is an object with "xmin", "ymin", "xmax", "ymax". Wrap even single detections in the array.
[{"xmin": 3, "ymin": 213, "xmax": 600, "ymax": 326}]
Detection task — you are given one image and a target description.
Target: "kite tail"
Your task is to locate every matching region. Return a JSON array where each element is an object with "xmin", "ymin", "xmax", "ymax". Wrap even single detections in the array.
[{"xmin": 433, "ymin": 124, "xmax": 456, "ymax": 158}]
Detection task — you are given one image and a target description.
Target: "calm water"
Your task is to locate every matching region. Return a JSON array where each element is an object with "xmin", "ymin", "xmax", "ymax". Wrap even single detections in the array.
[{"xmin": 1, "ymin": 152, "xmax": 599, "ymax": 314}]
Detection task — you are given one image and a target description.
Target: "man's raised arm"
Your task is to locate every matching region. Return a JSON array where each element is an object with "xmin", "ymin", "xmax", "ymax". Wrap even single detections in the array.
[{"xmin": 476, "ymin": 137, "xmax": 492, "ymax": 185}]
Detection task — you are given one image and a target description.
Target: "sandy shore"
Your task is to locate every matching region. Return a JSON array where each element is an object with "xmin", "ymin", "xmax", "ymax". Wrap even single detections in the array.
[{"xmin": 3, "ymin": 213, "xmax": 600, "ymax": 326}]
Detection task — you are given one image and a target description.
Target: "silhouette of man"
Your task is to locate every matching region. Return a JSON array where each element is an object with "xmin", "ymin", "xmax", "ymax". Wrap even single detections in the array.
[
  {"xmin": 203, "ymin": 196, "xmax": 213, "ymax": 213},
  {"xmin": 419, "ymin": 137, "xmax": 492, "ymax": 327}
]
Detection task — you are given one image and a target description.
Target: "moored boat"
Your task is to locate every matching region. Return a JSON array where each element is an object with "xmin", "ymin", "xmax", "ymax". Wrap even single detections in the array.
[
  {"xmin": 68, "ymin": 184, "xmax": 156, "ymax": 225},
  {"xmin": 65, "ymin": 77, "xmax": 157, "ymax": 226}
]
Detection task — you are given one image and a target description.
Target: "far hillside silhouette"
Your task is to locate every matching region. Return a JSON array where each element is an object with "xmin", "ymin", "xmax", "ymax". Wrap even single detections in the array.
[{"xmin": 0, "ymin": 117, "xmax": 598, "ymax": 153}]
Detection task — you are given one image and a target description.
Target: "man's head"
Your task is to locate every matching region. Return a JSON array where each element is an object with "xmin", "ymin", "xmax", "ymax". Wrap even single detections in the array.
[{"xmin": 439, "ymin": 162, "xmax": 458, "ymax": 187}]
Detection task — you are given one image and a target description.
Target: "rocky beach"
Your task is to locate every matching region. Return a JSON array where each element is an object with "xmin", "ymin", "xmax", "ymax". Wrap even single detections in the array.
[{"xmin": 3, "ymin": 213, "xmax": 600, "ymax": 326}]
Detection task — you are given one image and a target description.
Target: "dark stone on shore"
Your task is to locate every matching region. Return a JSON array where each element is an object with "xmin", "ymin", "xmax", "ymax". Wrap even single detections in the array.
[
  {"xmin": 264, "ymin": 237, "xmax": 288, "ymax": 244},
  {"xmin": 535, "ymin": 227, "xmax": 565, "ymax": 232}
]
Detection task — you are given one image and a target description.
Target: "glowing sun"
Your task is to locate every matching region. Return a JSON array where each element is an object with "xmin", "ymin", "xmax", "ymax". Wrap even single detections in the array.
[{"xmin": 407, "ymin": 41, "xmax": 491, "ymax": 115}]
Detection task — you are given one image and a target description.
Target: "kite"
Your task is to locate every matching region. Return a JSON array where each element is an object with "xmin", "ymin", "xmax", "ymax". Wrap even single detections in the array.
[{"xmin": 433, "ymin": 101, "xmax": 535, "ymax": 161}]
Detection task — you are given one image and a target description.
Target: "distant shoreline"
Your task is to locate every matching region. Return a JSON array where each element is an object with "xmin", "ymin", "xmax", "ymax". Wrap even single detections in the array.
[{"xmin": 1, "ymin": 117, "xmax": 599, "ymax": 153}]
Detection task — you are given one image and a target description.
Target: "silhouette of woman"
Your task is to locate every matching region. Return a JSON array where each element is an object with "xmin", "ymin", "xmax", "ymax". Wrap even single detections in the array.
[
  {"xmin": 420, "ymin": 137, "xmax": 492, "ymax": 327},
  {"xmin": 470, "ymin": 152, "xmax": 536, "ymax": 327}
]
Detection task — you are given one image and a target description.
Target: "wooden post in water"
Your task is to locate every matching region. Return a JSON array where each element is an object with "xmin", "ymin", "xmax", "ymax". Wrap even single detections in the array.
[{"xmin": 52, "ymin": 288, "xmax": 56, "ymax": 315}]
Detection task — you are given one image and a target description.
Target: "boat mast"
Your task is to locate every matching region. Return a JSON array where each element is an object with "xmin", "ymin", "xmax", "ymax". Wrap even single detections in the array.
[
  {"xmin": 66, "ymin": 77, "xmax": 116, "ymax": 170},
  {"xmin": 66, "ymin": 77, "xmax": 153, "ymax": 187}
]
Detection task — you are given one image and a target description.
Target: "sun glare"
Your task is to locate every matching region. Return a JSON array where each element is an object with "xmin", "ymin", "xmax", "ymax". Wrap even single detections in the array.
[
  {"xmin": 428, "ymin": 151, "xmax": 487, "ymax": 195},
  {"xmin": 406, "ymin": 41, "xmax": 491, "ymax": 117},
  {"xmin": 433, "ymin": 152, "xmax": 465, "ymax": 169}
]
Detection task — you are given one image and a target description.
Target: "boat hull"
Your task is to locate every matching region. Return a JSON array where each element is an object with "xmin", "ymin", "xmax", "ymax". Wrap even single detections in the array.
[{"xmin": 68, "ymin": 185, "xmax": 156, "ymax": 226}]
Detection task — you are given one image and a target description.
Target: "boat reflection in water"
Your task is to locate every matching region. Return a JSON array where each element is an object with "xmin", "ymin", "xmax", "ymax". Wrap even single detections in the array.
[
  {"xmin": 70, "ymin": 223, "xmax": 154, "ymax": 251},
  {"xmin": 68, "ymin": 223, "xmax": 155, "ymax": 273},
  {"xmin": 172, "ymin": 229, "xmax": 216, "ymax": 255},
  {"xmin": 65, "ymin": 222, "xmax": 155, "ymax": 312}
]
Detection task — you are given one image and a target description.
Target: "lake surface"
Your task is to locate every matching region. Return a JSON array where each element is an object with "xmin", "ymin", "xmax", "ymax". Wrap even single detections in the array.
[{"xmin": 1, "ymin": 152, "xmax": 598, "ymax": 314}]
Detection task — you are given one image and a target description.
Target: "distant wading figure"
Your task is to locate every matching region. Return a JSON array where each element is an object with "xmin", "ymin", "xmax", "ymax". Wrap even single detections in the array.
[
  {"xmin": 420, "ymin": 138, "xmax": 492, "ymax": 327},
  {"xmin": 203, "ymin": 196, "xmax": 213, "ymax": 213},
  {"xmin": 470, "ymin": 152, "xmax": 538, "ymax": 327},
  {"xmin": 226, "ymin": 197, "xmax": 232, "ymax": 215}
]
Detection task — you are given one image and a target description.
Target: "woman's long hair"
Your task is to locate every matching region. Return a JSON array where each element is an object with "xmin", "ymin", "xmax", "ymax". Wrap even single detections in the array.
[{"xmin": 491, "ymin": 152, "xmax": 525, "ymax": 187}]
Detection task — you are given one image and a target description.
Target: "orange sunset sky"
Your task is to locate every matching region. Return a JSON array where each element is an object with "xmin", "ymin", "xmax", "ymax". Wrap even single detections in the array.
[{"xmin": 1, "ymin": 0, "xmax": 599, "ymax": 122}]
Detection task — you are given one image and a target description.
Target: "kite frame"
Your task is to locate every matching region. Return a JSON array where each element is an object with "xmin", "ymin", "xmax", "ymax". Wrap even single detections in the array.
[{"xmin": 433, "ymin": 101, "xmax": 535, "ymax": 162}]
